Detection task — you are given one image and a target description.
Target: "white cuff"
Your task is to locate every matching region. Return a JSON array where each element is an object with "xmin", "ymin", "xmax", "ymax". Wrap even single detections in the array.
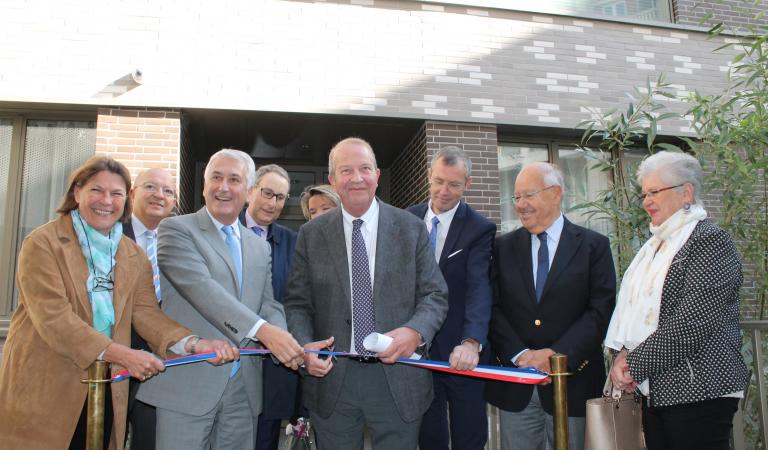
[
  {"xmin": 170, "ymin": 335, "xmax": 196, "ymax": 355},
  {"xmin": 247, "ymin": 319, "xmax": 267, "ymax": 341},
  {"xmin": 511, "ymin": 348, "xmax": 530, "ymax": 366}
]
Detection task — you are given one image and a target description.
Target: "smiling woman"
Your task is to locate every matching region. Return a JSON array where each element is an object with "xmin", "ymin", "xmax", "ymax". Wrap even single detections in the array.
[{"xmin": 0, "ymin": 156, "xmax": 237, "ymax": 450}]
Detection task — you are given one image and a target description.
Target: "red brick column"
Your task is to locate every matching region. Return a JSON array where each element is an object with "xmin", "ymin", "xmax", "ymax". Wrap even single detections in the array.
[{"xmin": 95, "ymin": 107, "xmax": 181, "ymax": 183}]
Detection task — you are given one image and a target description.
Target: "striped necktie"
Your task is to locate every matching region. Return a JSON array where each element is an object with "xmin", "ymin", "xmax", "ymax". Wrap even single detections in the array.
[{"xmin": 144, "ymin": 230, "xmax": 161, "ymax": 302}]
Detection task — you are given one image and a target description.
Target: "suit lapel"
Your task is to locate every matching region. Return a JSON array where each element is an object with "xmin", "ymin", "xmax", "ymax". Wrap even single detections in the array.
[
  {"xmin": 373, "ymin": 203, "xmax": 398, "ymax": 305},
  {"xmin": 540, "ymin": 218, "xmax": 582, "ymax": 301},
  {"xmin": 57, "ymin": 216, "xmax": 93, "ymax": 322},
  {"xmin": 514, "ymin": 228, "xmax": 537, "ymax": 304},
  {"xmin": 240, "ymin": 222, "xmax": 261, "ymax": 303},
  {"xmin": 323, "ymin": 209, "xmax": 352, "ymax": 305},
  {"xmin": 439, "ymin": 201, "xmax": 466, "ymax": 268},
  {"xmin": 196, "ymin": 208, "xmax": 241, "ymax": 297}
]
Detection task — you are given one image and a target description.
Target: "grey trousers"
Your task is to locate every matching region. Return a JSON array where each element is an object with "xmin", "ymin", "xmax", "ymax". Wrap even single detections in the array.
[
  {"xmin": 154, "ymin": 371, "xmax": 256, "ymax": 450},
  {"xmin": 499, "ymin": 387, "xmax": 585, "ymax": 450},
  {"xmin": 310, "ymin": 362, "xmax": 421, "ymax": 450}
]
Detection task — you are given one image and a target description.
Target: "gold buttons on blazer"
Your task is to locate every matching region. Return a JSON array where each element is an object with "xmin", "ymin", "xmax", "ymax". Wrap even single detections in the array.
[{"xmin": 534, "ymin": 319, "xmax": 542, "ymax": 326}]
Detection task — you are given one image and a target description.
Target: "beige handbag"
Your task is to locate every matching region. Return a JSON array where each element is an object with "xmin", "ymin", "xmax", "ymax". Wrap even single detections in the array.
[{"xmin": 584, "ymin": 377, "xmax": 647, "ymax": 450}]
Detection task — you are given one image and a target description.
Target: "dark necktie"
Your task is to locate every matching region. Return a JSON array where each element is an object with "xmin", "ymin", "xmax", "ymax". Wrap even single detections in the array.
[
  {"xmin": 351, "ymin": 219, "xmax": 375, "ymax": 355},
  {"xmin": 535, "ymin": 232, "xmax": 549, "ymax": 302}
]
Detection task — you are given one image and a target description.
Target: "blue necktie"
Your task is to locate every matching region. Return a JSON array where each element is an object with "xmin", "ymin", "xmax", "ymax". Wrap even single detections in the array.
[
  {"xmin": 144, "ymin": 230, "xmax": 161, "ymax": 302},
  {"xmin": 430, "ymin": 216, "xmax": 440, "ymax": 257},
  {"xmin": 221, "ymin": 225, "xmax": 242, "ymax": 377},
  {"xmin": 351, "ymin": 219, "xmax": 376, "ymax": 355},
  {"xmin": 535, "ymin": 232, "xmax": 549, "ymax": 302},
  {"xmin": 253, "ymin": 227, "xmax": 264, "ymax": 238}
]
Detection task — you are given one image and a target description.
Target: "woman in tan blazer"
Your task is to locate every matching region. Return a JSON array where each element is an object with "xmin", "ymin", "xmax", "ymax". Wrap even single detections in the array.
[{"xmin": 0, "ymin": 156, "xmax": 238, "ymax": 450}]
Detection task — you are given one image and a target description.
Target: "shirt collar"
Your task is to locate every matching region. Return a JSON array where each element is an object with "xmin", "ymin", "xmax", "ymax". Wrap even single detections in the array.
[
  {"xmin": 425, "ymin": 199, "xmax": 461, "ymax": 224},
  {"xmin": 537, "ymin": 213, "xmax": 564, "ymax": 243},
  {"xmin": 205, "ymin": 208, "xmax": 241, "ymax": 239},
  {"xmin": 341, "ymin": 198, "xmax": 379, "ymax": 226},
  {"xmin": 131, "ymin": 214, "xmax": 153, "ymax": 236},
  {"xmin": 244, "ymin": 212, "xmax": 269, "ymax": 237}
]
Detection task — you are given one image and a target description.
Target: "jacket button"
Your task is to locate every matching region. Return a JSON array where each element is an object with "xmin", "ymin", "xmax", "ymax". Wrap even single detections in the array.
[{"xmin": 534, "ymin": 319, "xmax": 542, "ymax": 326}]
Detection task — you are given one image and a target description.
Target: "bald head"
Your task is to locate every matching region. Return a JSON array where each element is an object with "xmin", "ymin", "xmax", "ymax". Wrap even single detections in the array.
[
  {"xmin": 514, "ymin": 163, "xmax": 563, "ymax": 234},
  {"xmin": 131, "ymin": 168, "xmax": 177, "ymax": 229}
]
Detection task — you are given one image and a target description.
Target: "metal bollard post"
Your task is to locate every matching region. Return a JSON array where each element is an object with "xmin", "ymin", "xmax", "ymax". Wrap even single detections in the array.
[
  {"xmin": 81, "ymin": 360, "xmax": 110, "ymax": 450},
  {"xmin": 550, "ymin": 353, "xmax": 571, "ymax": 450}
]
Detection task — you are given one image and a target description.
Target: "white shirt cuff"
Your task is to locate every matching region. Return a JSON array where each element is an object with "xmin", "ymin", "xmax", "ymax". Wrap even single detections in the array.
[
  {"xmin": 248, "ymin": 319, "xmax": 267, "ymax": 341},
  {"xmin": 512, "ymin": 349, "xmax": 530, "ymax": 366},
  {"xmin": 169, "ymin": 335, "xmax": 196, "ymax": 355}
]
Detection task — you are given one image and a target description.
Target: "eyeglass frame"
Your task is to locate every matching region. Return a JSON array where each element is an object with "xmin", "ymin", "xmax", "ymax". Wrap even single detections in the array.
[
  {"xmin": 513, "ymin": 185, "xmax": 556, "ymax": 203},
  {"xmin": 259, "ymin": 187, "xmax": 289, "ymax": 203},
  {"xmin": 638, "ymin": 183, "xmax": 685, "ymax": 202},
  {"xmin": 430, "ymin": 176, "xmax": 467, "ymax": 192},
  {"xmin": 139, "ymin": 182, "xmax": 177, "ymax": 198}
]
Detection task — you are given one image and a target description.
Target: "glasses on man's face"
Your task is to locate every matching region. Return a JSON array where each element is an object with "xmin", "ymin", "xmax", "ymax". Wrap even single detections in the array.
[
  {"xmin": 431, "ymin": 177, "xmax": 465, "ymax": 192},
  {"xmin": 637, "ymin": 184, "xmax": 684, "ymax": 202},
  {"xmin": 260, "ymin": 188, "xmax": 289, "ymax": 203},
  {"xmin": 92, "ymin": 274, "xmax": 114, "ymax": 293},
  {"xmin": 513, "ymin": 185, "xmax": 555, "ymax": 203},
  {"xmin": 140, "ymin": 182, "xmax": 176, "ymax": 198}
]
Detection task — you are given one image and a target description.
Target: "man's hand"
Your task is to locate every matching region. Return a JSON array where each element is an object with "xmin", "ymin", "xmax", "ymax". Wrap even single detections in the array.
[
  {"xmin": 516, "ymin": 348, "xmax": 555, "ymax": 374},
  {"xmin": 103, "ymin": 342, "xmax": 165, "ymax": 381},
  {"xmin": 377, "ymin": 327, "xmax": 422, "ymax": 364},
  {"xmin": 609, "ymin": 349, "xmax": 637, "ymax": 394},
  {"xmin": 193, "ymin": 338, "xmax": 240, "ymax": 366},
  {"xmin": 303, "ymin": 336, "xmax": 335, "ymax": 377},
  {"xmin": 449, "ymin": 339, "xmax": 480, "ymax": 371},
  {"xmin": 256, "ymin": 323, "xmax": 305, "ymax": 370}
]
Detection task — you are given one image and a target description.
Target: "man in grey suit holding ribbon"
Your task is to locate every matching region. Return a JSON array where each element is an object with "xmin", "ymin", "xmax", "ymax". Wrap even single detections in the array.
[
  {"xmin": 137, "ymin": 149, "xmax": 305, "ymax": 450},
  {"xmin": 284, "ymin": 137, "xmax": 449, "ymax": 450}
]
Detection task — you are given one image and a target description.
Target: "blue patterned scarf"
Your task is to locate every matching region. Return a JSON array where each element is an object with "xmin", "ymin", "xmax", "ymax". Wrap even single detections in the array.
[{"xmin": 71, "ymin": 210, "xmax": 122, "ymax": 337}]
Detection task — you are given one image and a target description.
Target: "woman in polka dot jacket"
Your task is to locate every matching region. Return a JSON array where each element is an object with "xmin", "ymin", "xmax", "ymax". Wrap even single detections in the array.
[{"xmin": 603, "ymin": 151, "xmax": 749, "ymax": 450}]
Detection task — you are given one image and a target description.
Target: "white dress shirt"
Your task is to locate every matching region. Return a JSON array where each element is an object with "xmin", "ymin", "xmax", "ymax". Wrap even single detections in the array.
[
  {"xmin": 424, "ymin": 200, "xmax": 460, "ymax": 262},
  {"xmin": 341, "ymin": 200, "xmax": 379, "ymax": 353}
]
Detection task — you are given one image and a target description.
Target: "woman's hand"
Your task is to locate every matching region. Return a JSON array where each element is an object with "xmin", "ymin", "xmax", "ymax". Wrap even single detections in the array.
[
  {"xmin": 609, "ymin": 349, "xmax": 637, "ymax": 394},
  {"xmin": 103, "ymin": 342, "xmax": 165, "ymax": 381}
]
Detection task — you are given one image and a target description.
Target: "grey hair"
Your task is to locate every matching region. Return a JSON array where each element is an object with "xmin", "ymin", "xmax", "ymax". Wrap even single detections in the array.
[
  {"xmin": 255, "ymin": 164, "xmax": 290, "ymax": 186},
  {"xmin": 431, "ymin": 146, "xmax": 472, "ymax": 178},
  {"xmin": 299, "ymin": 184, "xmax": 341, "ymax": 220},
  {"xmin": 526, "ymin": 162, "xmax": 565, "ymax": 191},
  {"xmin": 637, "ymin": 151, "xmax": 702, "ymax": 205},
  {"xmin": 205, "ymin": 148, "xmax": 257, "ymax": 189},
  {"xmin": 328, "ymin": 137, "xmax": 378, "ymax": 176}
]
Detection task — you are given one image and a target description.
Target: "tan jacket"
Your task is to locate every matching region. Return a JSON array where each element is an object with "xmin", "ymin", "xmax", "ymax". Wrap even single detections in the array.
[{"xmin": 0, "ymin": 214, "xmax": 191, "ymax": 450}]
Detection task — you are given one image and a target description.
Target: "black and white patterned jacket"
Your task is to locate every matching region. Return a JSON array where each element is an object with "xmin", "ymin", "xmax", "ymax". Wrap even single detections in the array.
[{"xmin": 626, "ymin": 219, "xmax": 750, "ymax": 408}]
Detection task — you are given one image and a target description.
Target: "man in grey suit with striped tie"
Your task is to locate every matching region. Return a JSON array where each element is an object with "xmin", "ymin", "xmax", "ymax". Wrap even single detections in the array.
[
  {"xmin": 137, "ymin": 149, "xmax": 306, "ymax": 450},
  {"xmin": 284, "ymin": 137, "xmax": 449, "ymax": 450}
]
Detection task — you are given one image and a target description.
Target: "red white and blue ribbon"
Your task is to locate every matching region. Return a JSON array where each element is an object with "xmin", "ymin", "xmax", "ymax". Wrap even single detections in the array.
[{"xmin": 110, "ymin": 348, "xmax": 550, "ymax": 385}]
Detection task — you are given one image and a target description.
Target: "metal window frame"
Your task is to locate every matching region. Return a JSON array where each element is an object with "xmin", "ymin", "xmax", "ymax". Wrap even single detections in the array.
[{"xmin": 0, "ymin": 109, "xmax": 96, "ymax": 337}]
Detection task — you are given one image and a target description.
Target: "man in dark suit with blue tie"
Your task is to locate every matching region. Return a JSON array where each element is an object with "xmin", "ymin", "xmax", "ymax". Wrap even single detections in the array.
[
  {"xmin": 407, "ymin": 146, "xmax": 495, "ymax": 450},
  {"xmin": 486, "ymin": 162, "xmax": 616, "ymax": 450},
  {"xmin": 239, "ymin": 164, "xmax": 299, "ymax": 450},
  {"xmin": 123, "ymin": 168, "xmax": 177, "ymax": 450}
]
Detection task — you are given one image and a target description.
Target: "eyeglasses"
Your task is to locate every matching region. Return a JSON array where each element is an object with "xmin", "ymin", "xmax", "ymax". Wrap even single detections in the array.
[
  {"xmin": 638, "ymin": 184, "xmax": 684, "ymax": 202},
  {"xmin": 513, "ymin": 186, "xmax": 555, "ymax": 203},
  {"xmin": 140, "ymin": 182, "xmax": 176, "ymax": 198},
  {"xmin": 92, "ymin": 272, "xmax": 114, "ymax": 293},
  {"xmin": 260, "ymin": 188, "xmax": 289, "ymax": 203},
  {"xmin": 431, "ymin": 177, "xmax": 466, "ymax": 191}
]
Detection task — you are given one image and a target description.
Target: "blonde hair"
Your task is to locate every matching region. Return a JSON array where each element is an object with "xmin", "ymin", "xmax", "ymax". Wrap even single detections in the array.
[{"xmin": 299, "ymin": 184, "xmax": 340, "ymax": 220}]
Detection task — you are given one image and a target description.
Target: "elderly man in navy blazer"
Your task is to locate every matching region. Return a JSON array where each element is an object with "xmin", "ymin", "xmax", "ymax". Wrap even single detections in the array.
[
  {"xmin": 486, "ymin": 162, "xmax": 616, "ymax": 450},
  {"xmin": 407, "ymin": 146, "xmax": 495, "ymax": 450},
  {"xmin": 238, "ymin": 163, "xmax": 299, "ymax": 450}
]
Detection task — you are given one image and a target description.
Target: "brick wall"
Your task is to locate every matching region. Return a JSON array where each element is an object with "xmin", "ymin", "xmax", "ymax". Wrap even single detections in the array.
[
  {"xmin": 426, "ymin": 122, "xmax": 501, "ymax": 230},
  {"xmin": 674, "ymin": 0, "xmax": 768, "ymax": 32},
  {"xmin": 95, "ymin": 107, "xmax": 181, "ymax": 185}
]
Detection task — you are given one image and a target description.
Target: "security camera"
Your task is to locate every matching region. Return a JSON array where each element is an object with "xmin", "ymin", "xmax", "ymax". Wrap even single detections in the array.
[{"xmin": 131, "ymin": 69, "xmax": 144, "ymax": 84}]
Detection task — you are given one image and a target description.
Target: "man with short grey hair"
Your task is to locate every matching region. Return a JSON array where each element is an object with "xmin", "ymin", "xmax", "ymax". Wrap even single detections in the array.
[
  {"xmin": 137, "ymin": 149, "xmax": 305, "ymax": 450},
  {"xmin": 486, "ymin": 162, "xmax": 616, "ymax": 450},
  {"xmin": 407, "ymin": 146, "xmax": 495, "ymax": 450}
]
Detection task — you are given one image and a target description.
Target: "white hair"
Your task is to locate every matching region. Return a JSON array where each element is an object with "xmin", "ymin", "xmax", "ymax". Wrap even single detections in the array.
[
  {"xmin": 205, "ymin": 148, "xmax": 257, "ymax": 189},
  {"xmin": 637, "ymin": 151, "xmax": 702, "ymax": 205}
]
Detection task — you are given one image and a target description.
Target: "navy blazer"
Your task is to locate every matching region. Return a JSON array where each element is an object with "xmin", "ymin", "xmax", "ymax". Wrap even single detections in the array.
[
  {"xmin": 486, "ymin": 218, "xmax": 616, "ymax": 416},
  {"xmin": 406, "ymin": 201, "xmax": 495, "ymax": 361},
  {"xmin": 239, "ymin": 210, "xmax": 299, "ymax": 419}
]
